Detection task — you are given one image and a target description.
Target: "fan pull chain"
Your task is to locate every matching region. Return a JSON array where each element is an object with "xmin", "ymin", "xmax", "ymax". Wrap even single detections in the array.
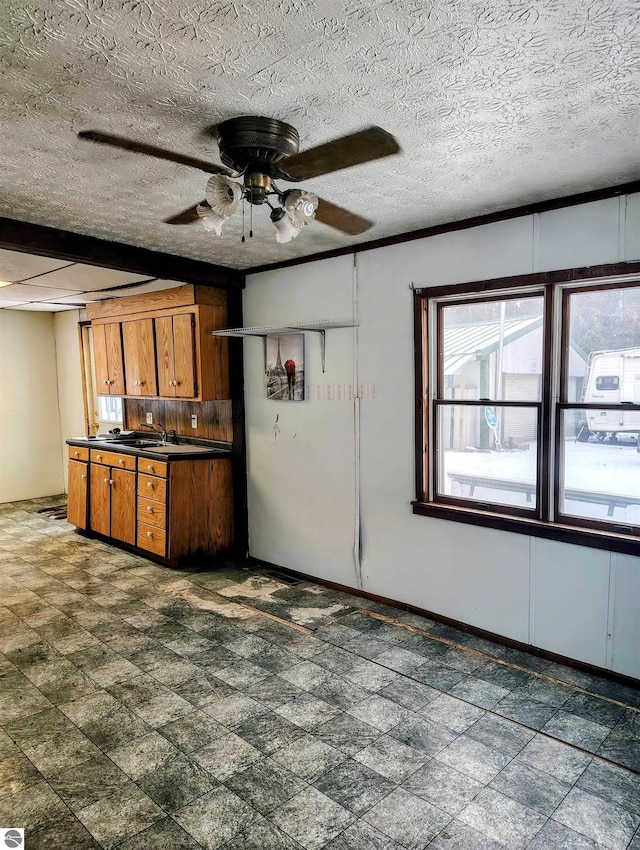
[
  {"xmin": 241, "ymin": 198, "xmax": 246, "ymax": 243},
  {"xmin": 249, "ymin": 204, "xmax": 253, "ymax": 239}
]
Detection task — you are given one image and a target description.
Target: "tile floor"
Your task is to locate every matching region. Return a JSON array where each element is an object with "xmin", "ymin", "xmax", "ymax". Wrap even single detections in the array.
[{"xmin": 1, "ymin": 497, "xmax": 640, "ymax": 849}]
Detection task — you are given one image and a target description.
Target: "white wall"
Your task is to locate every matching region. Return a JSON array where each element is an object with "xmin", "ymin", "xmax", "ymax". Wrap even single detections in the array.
[
  {"xmin": 244, "ymin": 192, "xmax": 640, "ymax": 679},
  {"xmin": 54, "ymin": 310, "xmax": 86, "ymax": 491},
  {"xmin": 0, "ymin": 311, "xmax": 65, "ymax": 502}
]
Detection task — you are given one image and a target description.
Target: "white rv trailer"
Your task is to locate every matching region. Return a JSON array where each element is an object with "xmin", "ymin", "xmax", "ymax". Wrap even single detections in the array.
[{"xmin": 578, "ymin": 347, "xmax": 640, "ymax": 443}]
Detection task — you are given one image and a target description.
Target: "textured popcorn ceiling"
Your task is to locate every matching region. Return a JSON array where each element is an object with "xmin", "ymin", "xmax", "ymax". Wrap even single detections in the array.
[{"xmin": 1, "ymin": 0, "xmax": 639, "ymax": 272}]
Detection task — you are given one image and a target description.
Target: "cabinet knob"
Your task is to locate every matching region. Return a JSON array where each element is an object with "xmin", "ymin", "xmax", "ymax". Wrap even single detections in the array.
[
  {"xmin": 81, "ymin": 474, "xmax": 86, "ymax": 480},
  {"xmin": 118, "ymin": 459, "xmax": 124, "ymax": 465},
  {"xmin": 146, "ymin": 481, "xmax": 154, "ymax": 488},
  {"xmin": 103, "ymin": 380, "xmax": 110, "ymax": 385},
  {"xmin": 104, "ymin": 477, "xmax": 110, "ymax": 484},
  {"xmin": 74, "ymin": 451, "xmax": 80, "ymax": 457},
  {"xmin": 146, "ymin": 531, "xmax": 153, "ymax": 538},
  {"xmin": 147, "ymin": 464, "xmax": 153, "ymax": 471},
  {"xmin": 146, "ymin": 506, "xmax": 153, "ymax": 512},
  {"xmin": 96, "ymin": 455, "xmax": 102, "ymax": 461}
]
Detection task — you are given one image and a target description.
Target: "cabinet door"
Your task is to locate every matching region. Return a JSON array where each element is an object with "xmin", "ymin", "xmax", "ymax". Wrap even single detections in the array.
[
  {"xmin": 93, "ymin": 323, "xmax": 125, "ymax": 395},
  {"xmin": 155, "ymin": 314, "xmax": 196, "ymax": 398},
  {"xmin": 90, "ymin": 463, "xmax": 111, "ymax": 536},
  {"xmin": 67, "ymin": 460, "xmax": 89, "ymax": 530},
  {"xmin": 122, "ymin": 319, "xmax": 157, "ymax": 396},
  {"xmin": 111, "ymin": 467, "xmax": 136, "ymax": 545}
]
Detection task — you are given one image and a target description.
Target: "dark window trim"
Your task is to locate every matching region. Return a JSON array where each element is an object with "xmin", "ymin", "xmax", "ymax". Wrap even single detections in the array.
[{"xmin": 413, "ymin": 260, "xmax": 640, "ymax": 556}]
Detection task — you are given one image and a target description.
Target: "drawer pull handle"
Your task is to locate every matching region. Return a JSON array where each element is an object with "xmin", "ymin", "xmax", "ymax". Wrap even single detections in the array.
[
  {"xmin": 81, "ymin": 474, "xmax": 87, "ymax": 480},
  {"xmin": 118, "ymin": 459, "xmax": 124, "ymax": 465},
  {"xmin": 96, "ymin": 455, "xmax": 102, "ymax": 461},
  {"xmin": 104, "ymin": 478, "xmax": 113, "ymax": 485},
  {"xmin": 146, "ymin": 531, "xmax": 153, "ymax": 538},
  {"xmin": 147, "ymin": 482, "xmax": 154, "ymax": 488},
  {"xmin": 147, "ymin": 464, "xmax": 153, "ymax": 471},
  {"xmin": 103, "ymin": 379, "xmax": 111, "ymax": 385},
  {"xmin": 146, "ymin": 506, "xmax": 153, "ymax": 512}
]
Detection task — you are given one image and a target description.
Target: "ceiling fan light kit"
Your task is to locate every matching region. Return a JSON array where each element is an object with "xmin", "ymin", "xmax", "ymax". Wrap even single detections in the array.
[{"xmin": 78, "ymin": 115, "xmax": 400, "ymax": 245}]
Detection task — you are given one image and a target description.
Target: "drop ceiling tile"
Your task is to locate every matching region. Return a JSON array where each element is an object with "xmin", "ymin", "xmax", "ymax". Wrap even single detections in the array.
[
  {"xmin": 45, "ymin": 292, "xmax": 100, "ymax": 304},
  {"xmin": 0, "ymin": 300, "xmax": 30, "ymax": 309},
  {"xmin": 86, "ymin": 278, "xmax": 189, "ymax": 300},
  {"xmin": 35, "ymin": 264, "xmax": 153, "ymax": 291},
  {"xmin": 0, "ymin": 248, "xmax": 70, "ymax": 282},
  {"xmin": 7, "ymin": 302, "xmax": 79, "ymax": 312},
  {"xmin": 0, "ymin": 283, "xmax": 83, "ymax": 301}
]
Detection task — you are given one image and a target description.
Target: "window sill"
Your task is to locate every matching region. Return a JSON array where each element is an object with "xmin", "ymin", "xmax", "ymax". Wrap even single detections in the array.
[{"xmin": 411, "ymin": 501, "xmax": 640, "ymax": 556}]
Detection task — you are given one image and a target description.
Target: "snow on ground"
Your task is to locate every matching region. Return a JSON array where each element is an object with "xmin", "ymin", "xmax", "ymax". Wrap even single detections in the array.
[{"xmin": 444, "ymin": 438, "xmax": 640, "ymax": 523}]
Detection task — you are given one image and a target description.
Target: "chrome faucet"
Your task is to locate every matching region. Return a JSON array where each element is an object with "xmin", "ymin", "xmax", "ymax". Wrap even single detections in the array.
[{"xmin": 138, "ymin": 422, "xmax": 167, "ymax": 444}]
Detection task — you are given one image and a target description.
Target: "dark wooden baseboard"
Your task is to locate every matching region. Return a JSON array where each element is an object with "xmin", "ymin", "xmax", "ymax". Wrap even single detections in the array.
[{"xmin": 247, "ymin": 556, "xmax": 640, "ymax": 691}]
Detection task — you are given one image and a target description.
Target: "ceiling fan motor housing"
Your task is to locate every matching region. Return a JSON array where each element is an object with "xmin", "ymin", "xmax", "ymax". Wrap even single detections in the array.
[{"xmin": 215, "ymin": 116, "xmax": 300, "ymax": 174}]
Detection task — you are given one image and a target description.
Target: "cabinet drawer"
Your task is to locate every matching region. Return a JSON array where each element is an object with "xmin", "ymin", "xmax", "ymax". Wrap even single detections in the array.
[
  {"xmin": 137, "ymin": 522, "xmax": 166, "ymax": 556},
  {"xmin": 137, "ymin": 496, "xmax": 166, "ymax": 529},
  {"xmin": 137, "ymin": 473, "xmax": 167, "ymax": 502},
  {"xmin": 68, "ymin": 446, "xmax": 89, "ymax": 462},
  {"xmin": 138, "ymin": 458, "xmax": 168, "ymax": 478},
  {"xmin": 90, "ymin": 449, "xmax": 136, "ymax": 470}
]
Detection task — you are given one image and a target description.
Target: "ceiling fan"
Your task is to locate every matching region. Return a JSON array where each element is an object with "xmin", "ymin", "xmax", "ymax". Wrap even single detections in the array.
[{"xmin": 78, "ymin": 116, "xmax": 401, "ymax": 243}]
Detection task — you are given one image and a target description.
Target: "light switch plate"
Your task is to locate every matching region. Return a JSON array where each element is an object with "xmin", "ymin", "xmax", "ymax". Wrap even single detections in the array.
[
  {"xmin": 146, "ymin": 412, "xmax": 153, "ymax": 424},
  {"xmin": 190, "ymin": 414, "xmax": 198, "ymax": 429}
]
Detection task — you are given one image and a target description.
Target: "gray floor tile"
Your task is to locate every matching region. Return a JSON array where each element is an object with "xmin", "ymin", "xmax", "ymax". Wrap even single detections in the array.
[
  {"xmin": 489, "ymin": 758, "xmax": 571, "ymax": 815},
  {"xmin": 107, "ymin": 730, "xmax": 181, "ymax": 780},
  {"xmin": 458, "ymin": 786, "xmax": 546, "ymax": 849},
  {"xmin": 270, "ymin": 733, "xmax": 347, "ymax": 781},
  {"xmin": 313, "ymin": 644, "xmax": 361, "ymax": 674},
  {"xmin": 347, "ymin": 694, "xmax": 412, "ymax": 732},
  {"xmin": 389, "ymin": 715, "xmax": 458, "ymax": 757},
  {"xmin": 447, "ymin": 675, "xmax": 511, "ymax": 709},
  {"xmin": 403, "ymin": 759, "xmax": 483, "ymax": 816},
  {"xmin": 435, "ymin": 734, "xmax": 512, "ymax": 784},
  {"xmin": 222, "ymin": 818, "xmax": 303, "ymax": 849},
  {"xmin": 0, "ymin": 751, "xmax": 43, "ymax": 797},
  {"xmin": 494, "ymin": 692, "xmax": 562, "ymax": 729},
  {"xmin": 411, "ymin": 661, "xmax": 467, "ymax": 691},
  {"xmin": 324, "ymin": 819, "xmax": 405, "ymax": 849},
  {"xmin": 116, "ymin": 817, "xmax": 205, "ymax": 848},
  {"xmin": 528, "ymin": 819, "xmax": 608, "ymax": 849},
  {"xmin": 314, "ymin": 758, "xmax": 395, "ymax": 815},
  {"xmin": 0, "ymin": 780, "xmax": 68, "ymax": 833},
  {"xmin": 427, "ymin": 818, "xmax": 505, "ymax": 849},
  {"xmin": 363, "ymin": 786, "xmax": 451, "ymax": 850},
  {"xmin": 597, "ymin": 725, "xmax": 640, "ymax": 773},
  {"xmin": 347, "ymin": 660, "xmax": 400, "ymax": 691},
  {"xmin": 48, "ymin": 753, "xmax": 129, "ymax": 811},
  {"xmin": 201, "ymin": 692, "xmax": 263, "ymax": 728},
  {"xmin": 314, "ymin": 713, "xmax": 381, "ymax": 756},
  {"xmin": 512, "ymin": 676, "xmax": 572, "ymax": 707},
  {"xmin": 464, "ymin": 712, "xmax": 534, "ymax": 757},
  {"xmin": 225, "ymin": 757, "xmax": 306, "ymax": 814},
  {"xmin": 138, "ymin": 752, "xmax": 217, "ymax": 811},
  {"xmin": 192, "ymin": 731, "xmax": 262, "ymax": 780},
  {"xmin": 173, "ymin": 785, "xmax": 261, "ymax": 850},
  {"xmin": 576, "ymin": 758, "xmax": 640, "ymax": 817},
  {"xmin": 516, "ymin": 734, "xmax": 592, "ymax": 784},
  {"xmin": 159, "ymin": 708, "xmax": 227, "ymax": 753},
  {"xmin": 310, "ymin": 674, "xmax": 372, "ymax": 709},
  {"xmin": 244, "ymin": 674, "xmax": 305, "ymax": 708},
  {"xmin": 4, "ymin": 705, "xmax": 75, "ymax": 747},
  {"xmin": 23, "ymin": 727, "xmax": 101, "ymax": 777},
  {"xmin": 542, "ymin": 710, "xmax": 612, "ymax": 751},
  {"xmin": 76, "ymin": 782, "xmax": 165, "ymax": 849},
  {"xmin": 469, "ymin": 660, "xmax": 532, "ymax": 691},
  {"xmin": 274, "ymin": 692, "xmax": 340, "ymax": 729},
  {"xmin": 353, "ymin": 734, "xmax": 428, "ymax": 782},
  {"xmin": 561, "ymin": 691, "xmax": 627, "ymax": 727},
  {"xmin": 133, "ymin": 689, "xmax": 196, "ymax": 727},
  {"xmin": 553, "ymin": 787, "xmax": 640, "ymax": 850},
  {"xmin": 378, "ymin": 677, "xmax": 439, "ymax": 711},
  {"xmin": 27, "ymin": 813, "xmax": 103, "ymax": 849},
  {"xmin": 233, "ymin": 709, "xmax": 305, "ymax": 754},
  {"xmin": 81, "ymin": 704, "xmax": 151, "ymax": 750},
  {"xmin": 270, "ymin": 787, "xmax": 356, "ymax": 850},
  {"xmin": 418, "ymin": 693, "xmax": 485, "ymax": 733},
  {"xmin": 279, "ymin": 660, "xmax": 333, "ymax": 690}
]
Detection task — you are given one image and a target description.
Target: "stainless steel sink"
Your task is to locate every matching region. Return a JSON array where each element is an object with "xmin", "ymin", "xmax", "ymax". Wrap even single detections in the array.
[
  {"xmin": 107, "ymin": 438, "xmax": 159, "ymax": 447},
  {"xmin": 141, "ymin": 444, "xmax": 223, "ymax": 454}
]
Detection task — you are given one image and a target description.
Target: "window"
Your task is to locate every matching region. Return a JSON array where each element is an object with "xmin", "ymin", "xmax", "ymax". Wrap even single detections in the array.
[{"xmin": 414, "ymin": 267, "xmax": 640, "ymax": 551}]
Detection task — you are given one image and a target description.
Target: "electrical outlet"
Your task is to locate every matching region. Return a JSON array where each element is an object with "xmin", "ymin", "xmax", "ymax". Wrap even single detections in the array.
[
  {"xmin": 190, "ymin": 414, "xmax": 198, "ymax": 429},
  {"xmin": 146, "ymin": 412, "xmax": 153, "ymax": 425}
]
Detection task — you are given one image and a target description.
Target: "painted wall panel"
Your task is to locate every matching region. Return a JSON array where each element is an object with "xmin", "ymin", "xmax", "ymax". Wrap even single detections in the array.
[
  {"xmin": 54, "ymin": 310, "xmax": 86, "ymax": 492},
  {"xmin": 623, "ymin": 192, "xmax": 640, "ymax": 261},
  {"xmin": 531, "ymin": 539, "xmax": 610, "ymax": 667},
  {"xmin": 534, "ymin": 197, "xmax": 620, "ymax": 271},
  {"xmin": 0, "ymin": 311, "xmax": 64, "ymax": 502},
  {"xmin": 610, "ymin": 554, "xmax": 640, "ymax": 679}
]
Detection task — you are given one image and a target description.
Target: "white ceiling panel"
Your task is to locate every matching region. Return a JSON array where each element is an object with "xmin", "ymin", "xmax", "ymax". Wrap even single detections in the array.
[
  {"xmin": 0, "ymin": 283, "xmax": 83, "ymax": 301},
  {"xmin": 7, "ymin": 302, "xmax": 79, "ymax": 312},
  {"xmin": 85, "ymin": 278, "xmax": 193, "ymax": 301},
  {"xmin": 0, "ymin": 249, "xmax": 70, "ymax": 282},
  {"xmin": 0, "ymin": 300, "xmax": 31, "ymax": 309},
  {"xmin": 34, "ymin": 264, "xmax": 154, "ymax": 291}
]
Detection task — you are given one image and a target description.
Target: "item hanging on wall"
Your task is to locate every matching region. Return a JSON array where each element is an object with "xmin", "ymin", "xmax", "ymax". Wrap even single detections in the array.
[{"xmin": 265, "ymin": 334, "xmax": 304, "ymax": 401}]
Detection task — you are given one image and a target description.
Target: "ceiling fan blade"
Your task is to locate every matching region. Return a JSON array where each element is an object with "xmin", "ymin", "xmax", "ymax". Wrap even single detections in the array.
[
  {"xmin": 78, "ymin": 131, "xmax": 232, "ymax": 176},
  {"xmin": 278, "ymin": 126, "xmax": 400, "ymax": 181},
  {"xmin": 163, "ymin": 204, "xmax": 203, "ymax": 225},
  {"xmin": 315, "ymin": 197, "xmax": 373, "ymax": 235}
]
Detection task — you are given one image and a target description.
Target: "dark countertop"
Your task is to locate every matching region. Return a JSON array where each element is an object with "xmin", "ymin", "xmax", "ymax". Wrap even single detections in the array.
[{"xmin": 66, "ymin": 434, "xmax": 232, "ymax": 461}]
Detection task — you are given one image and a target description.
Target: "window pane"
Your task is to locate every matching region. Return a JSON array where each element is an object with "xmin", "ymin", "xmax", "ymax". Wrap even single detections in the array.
[
  {"xmin": 97, "ymin": 396, "xmax": 123, "ymax": 424},
  {"xmin": 441, "ymin": 296, "xmax": 543, "ymax": 402},
  {"xmin": 567, "ymin": 286, "xmax": 640, "ymax": 402},
  {"xmin": 560, "ymin": 409, "xmax": 640, "ymax": 525},
  {"xmin": 436, "ymin": 404, "xmax": 538, "ymax": 509}
]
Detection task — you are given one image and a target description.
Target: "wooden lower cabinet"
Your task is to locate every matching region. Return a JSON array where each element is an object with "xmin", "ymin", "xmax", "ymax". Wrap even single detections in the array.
[
  {"xmin": 68, "ymin": 447, "xmax": 233, "ymax": 563},
  {"xmin": 89, "ymin": 462, "xmax": 136, "ymax": 545},
  {"xmin": 67, "ymin": 459, "xmax": 89, "ymax": 530}
]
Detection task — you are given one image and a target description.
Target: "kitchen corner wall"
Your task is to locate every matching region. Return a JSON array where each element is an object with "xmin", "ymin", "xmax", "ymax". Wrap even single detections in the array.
[
  {"xmin": 0, "ymin": 310, "xmax": 64, "ymax": 502},
  {"xmin": 54, "ymin": 310, "xmax": 86, "ymax": 492},
  {"xmin": 244, "ymin": 192, "xmax": 640, "ymax": 679}
]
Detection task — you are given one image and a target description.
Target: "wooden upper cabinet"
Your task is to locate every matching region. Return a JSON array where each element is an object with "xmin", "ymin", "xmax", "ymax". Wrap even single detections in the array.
[
  {"xmin": 122, "ymin": 318, "xmax": 158, "ymax": 397},
  {"xmin": 93, "ymin": 322, "xmax": 125, "ymax": 395},
  {"xmin": 156, "ymin": 314, "xmax": 197, "ymax": 398},
  {"xmin": 87, "ymin": 284, "xmax": 229, "ymax": 401}
]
